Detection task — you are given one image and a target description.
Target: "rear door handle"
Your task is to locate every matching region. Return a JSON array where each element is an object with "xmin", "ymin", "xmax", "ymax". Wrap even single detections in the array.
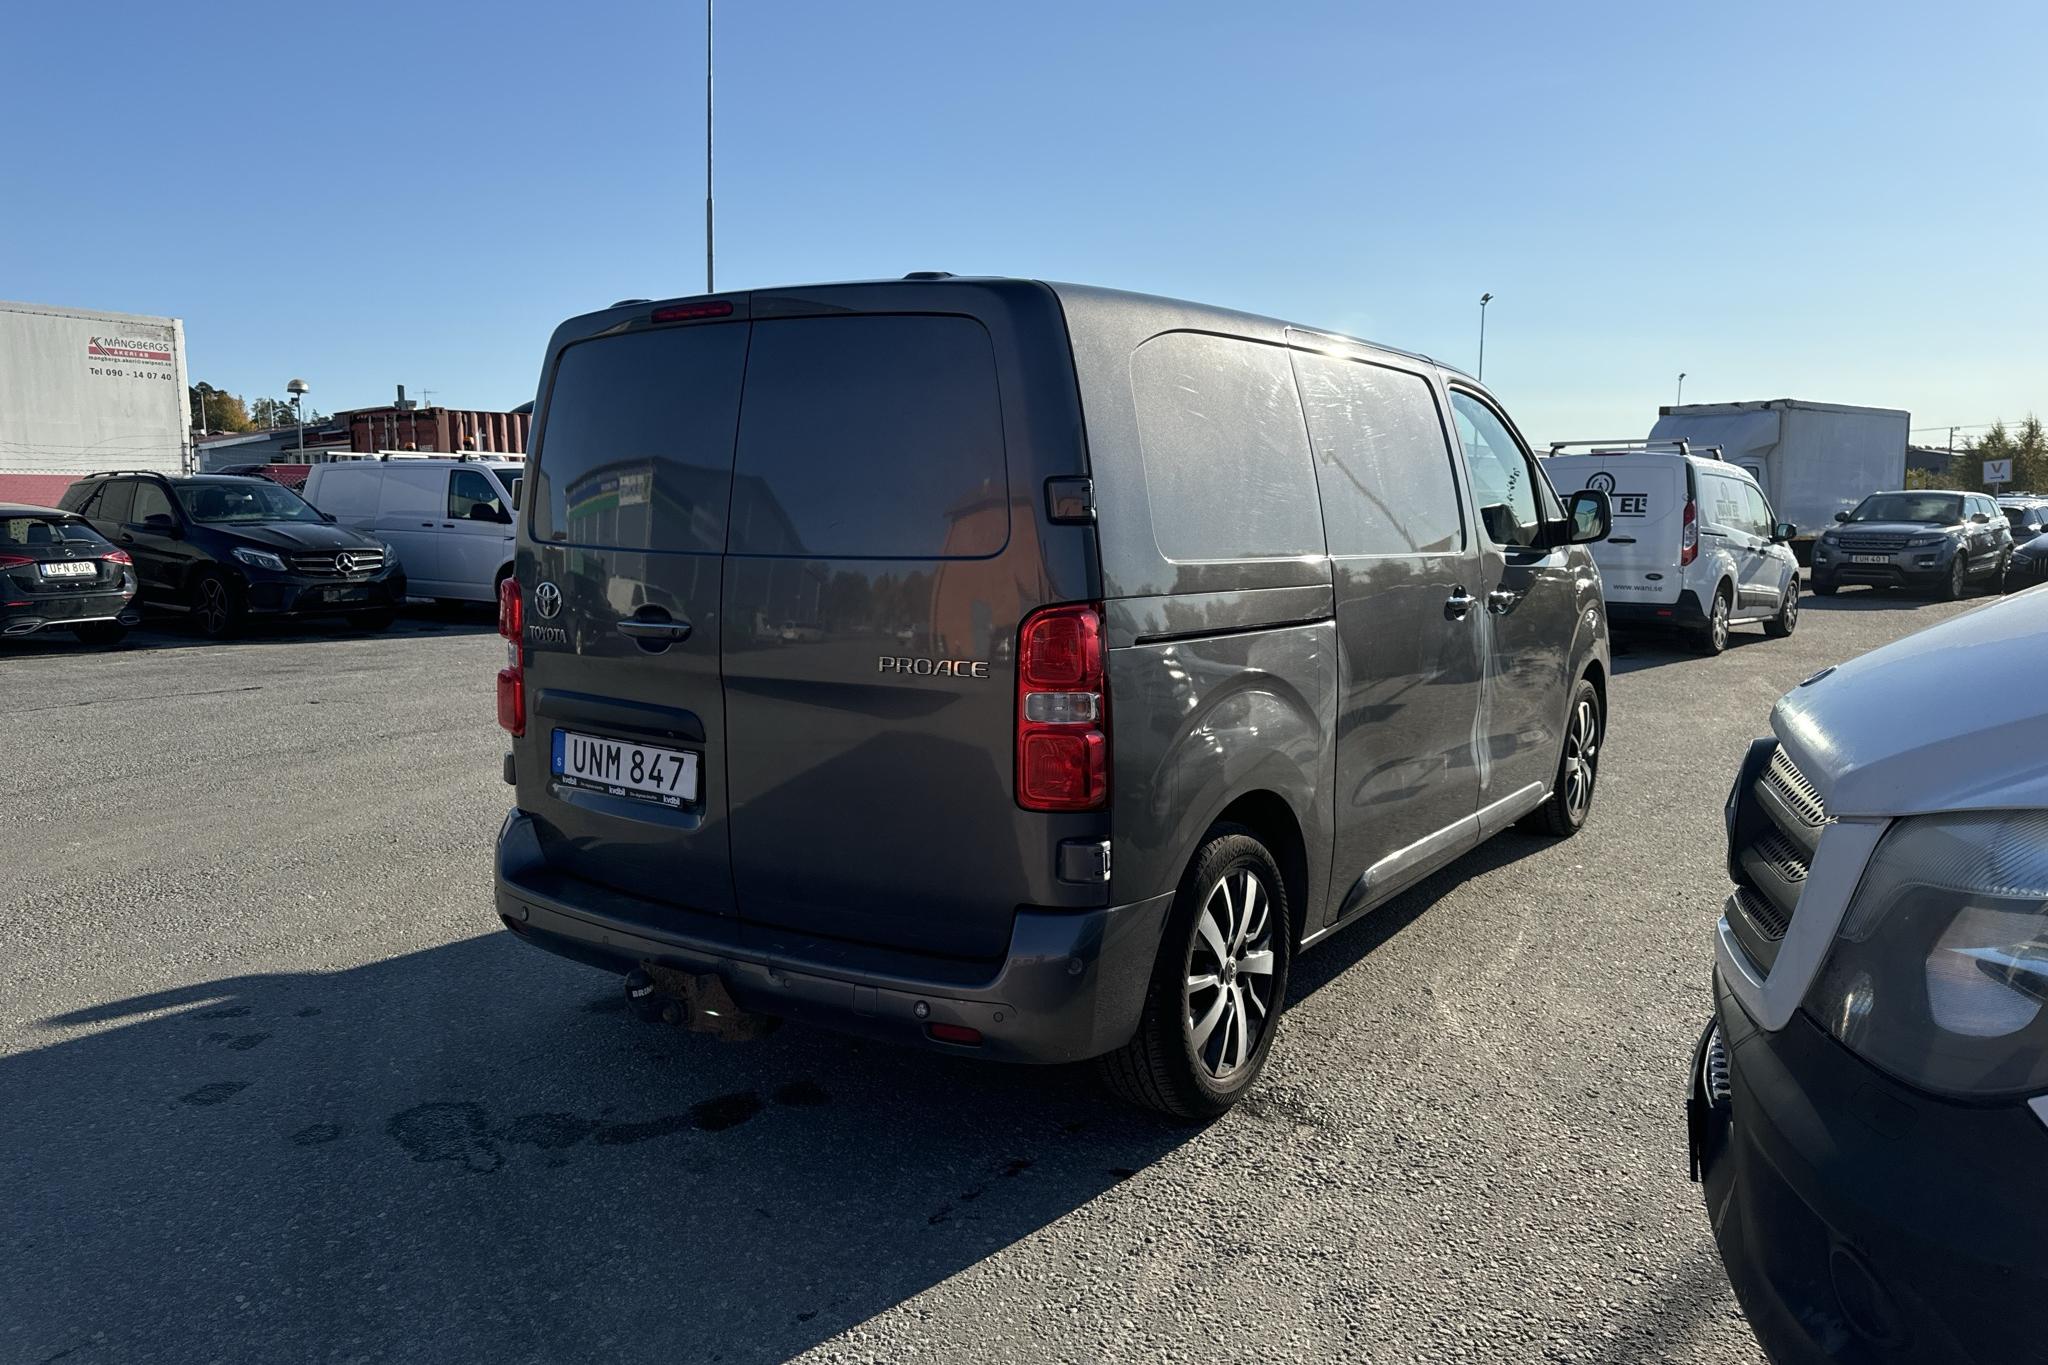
[
  {"xmin": 1607, "ymin": 536, "xmax": 1636, "ymax": 544},
  {"xmin": 1444, "ymin": 588, "xmax": 1476, "ymax": 619},
  {"xmin": 1487, "ymin": 588, "xmax": 1519, "ymax": 614},
  {"xmin": 617, "ymin": 619, "xmax": 693, "ymax": 642}
]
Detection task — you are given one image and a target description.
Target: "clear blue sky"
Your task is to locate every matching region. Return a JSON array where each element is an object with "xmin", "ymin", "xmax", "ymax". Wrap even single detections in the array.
[{"xmin": 5, "ymin": 0, "xmax": 2042, "ymax": 446}]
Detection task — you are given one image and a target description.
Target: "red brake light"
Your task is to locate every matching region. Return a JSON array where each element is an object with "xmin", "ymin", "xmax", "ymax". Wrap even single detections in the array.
[
  {"xmin": 0, "ymin": 553, "xmax": 32, "ymax": 570},
  {"xmin": 651, "ymin": 300, "xmax": 734, "ymax": 323},
  {"xmin": 1016, "ymin": 604, "xmax": 1108, "ymax": 812},
  {"xmin": 498, "ymin": 575, "xmax": 522, "ymax": 639},
  {"xmin": 1680, "ymin": 500, "xmax": 1700, "ymax": 566},
  {"xmin": 102, "ymin": 549, "xmax": 132, "ymax": 566}
]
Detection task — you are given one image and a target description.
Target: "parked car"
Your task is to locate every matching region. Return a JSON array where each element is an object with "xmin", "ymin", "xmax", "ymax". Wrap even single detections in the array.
[
  {"xmin": 57, "ymin": 472, "xmax": 406, "ymax": 638},
  {"xmin": 302, "ymin": 457, "xmax": 520, "ymax": 604},
  {"xmin": 1690, "ymin": 589, "xmax": 2048, "ymax": 1365},
  {"xmin": 492, "ymin": 277, "xmax": 1613, "ymax": 1117},
  {"xmin": 1545, "ymin": 440, "xmax": 1799, "ymax": 653},
  {"xmin": 1997, "ymin": 495, "xmax": 2048, "ymax": 544},
  {"xmin": 1810, "ymin": 489, "xmax": 2012, "ymax": 598},
  {"xmin": 0, "ymin": 503, "xmax": 140, "ymax": 646},
  {"xmin": 2005, "ymin": 525, "xmax": 2048, "ymax": 593}
]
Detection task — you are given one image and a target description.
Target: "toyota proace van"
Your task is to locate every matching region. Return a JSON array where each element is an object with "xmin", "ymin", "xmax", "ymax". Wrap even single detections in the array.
[
  {"xmin": 493, "ymin": 277, "xmax": 1613, "ymax": 1116},
  {"xmin": 1545, "ymin": 441, "xmax": 1800, "ymax": 654}
]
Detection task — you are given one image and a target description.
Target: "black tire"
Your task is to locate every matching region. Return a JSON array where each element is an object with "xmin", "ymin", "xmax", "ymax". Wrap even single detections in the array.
[
  {"xmin": 73, "ymin": 621, "xmax": 130, "ymax": 648},
  {"xmin": 1692, "ymin": 584, "xmax": 1732, "ymax": 655},
  {"xmin": 1940, "ymin": 553, "xmax": 1969, "ymax": 601},
  {"xmin": 190, "ymin": 571, "xmax": 244, "ymax": 639},
  {"xmin": 1519, "ymin": 676, "xmax": 1603, "ymax": 838},
  {"xmin": 1100, "ymin": 825, "xmax": 1292, "ymax": 1120},
  {"xmin": 346, "ymin": 609, "xmax": 396, "ymax": 632},
  {"xmin": 1812, "ymin": 574, "xmax": 1838, "ymax": 597},
  {"xmin": 1762, "ymin": 582, "xmax": 1799, "ymax": 638}
]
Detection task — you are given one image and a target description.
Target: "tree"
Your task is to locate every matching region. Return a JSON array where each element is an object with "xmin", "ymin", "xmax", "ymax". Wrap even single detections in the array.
[
  {"xmin": 190, "ymin": 384, "xmax": 255, "ymax": 434},
  {"xmin": 249, "ymin": 396, "xmax": 323, "ymax": 429},
  {"xmin": 1948, "ymin": 417, "xmax": 2047, "ymax": 492}
]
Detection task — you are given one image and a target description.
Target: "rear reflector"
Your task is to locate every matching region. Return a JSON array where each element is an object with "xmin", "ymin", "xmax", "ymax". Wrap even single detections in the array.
[
  {"xmin": 498, "ymin": 575, "xmax": 521, "ymax": 639},
  {"xmin": 927, "ymin": 1023, "xmax": 982, "ymax": 1046},
  {"xmin": 652, "ymin": 300, "xmax": 734, "ymax": 323},
  {"xmin": 496, "ymin": 666, "xmax": 525, "ymax": 736}
]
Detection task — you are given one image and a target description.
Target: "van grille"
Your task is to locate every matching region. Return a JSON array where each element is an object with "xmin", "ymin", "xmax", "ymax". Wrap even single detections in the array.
[
  {"xmin": 286, "ymin": 548, "xmax": 384, "ymax": 578},
  {"xmin": 1728, "ymin": 745, "xmax": 1829, "ymax": 975}
]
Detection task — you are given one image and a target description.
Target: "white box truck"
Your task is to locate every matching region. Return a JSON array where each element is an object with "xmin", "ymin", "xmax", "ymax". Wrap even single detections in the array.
[
  {"xmin": 1649, "ymin": 399, "xmax": 1908, "ymax": 563},
  {"xmin": 0, "ymin": 300, "xmax": 190, "ymax": 509}
]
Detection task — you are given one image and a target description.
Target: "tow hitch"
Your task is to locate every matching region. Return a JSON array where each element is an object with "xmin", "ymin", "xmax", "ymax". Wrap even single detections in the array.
[{"xmin": 624, "ymin": 964, "xmax": 780, "ymax": 1042}]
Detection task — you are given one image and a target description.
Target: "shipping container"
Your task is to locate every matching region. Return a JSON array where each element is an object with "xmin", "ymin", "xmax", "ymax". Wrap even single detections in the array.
[
  {"xmin": 1650, "ymin": 399, "xmax": 1908, "ymax": 562},
  {"xmin": 0, "ymin": 300, "xmax": 190, "ymax": 508}
]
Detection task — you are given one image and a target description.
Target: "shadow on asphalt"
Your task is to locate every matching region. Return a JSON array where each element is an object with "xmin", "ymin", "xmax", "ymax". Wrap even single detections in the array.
[
  {"xmin": 5, "ymin": 933, "xmax": 1193, "ymax": 1363},
  {"xmin": 0, "ymin": 601, "xmax": 495, "ymax": 658}
]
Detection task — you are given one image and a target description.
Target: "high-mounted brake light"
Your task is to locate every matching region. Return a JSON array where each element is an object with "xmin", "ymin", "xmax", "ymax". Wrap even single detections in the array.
[
  {"xmin": 1680, "ymin": 499, "xmax": 1700, "ymax": 567},
  {"xmin": 651, "ymin": 300, "xmax": 734, "ymax": 323},
  {"xmin": 496, "ymin": 576, "xmax": 525, "ymax": 736},
  {"xmin": 1016, "ymin": 604, "xmax": 1108, "ymax": 812}
]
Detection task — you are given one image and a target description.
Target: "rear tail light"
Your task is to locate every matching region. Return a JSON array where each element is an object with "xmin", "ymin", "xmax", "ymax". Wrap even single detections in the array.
[
  {"xmin": 497, "ymin": 576, "xmax": 525, "ymax": 736},
  {"xmin": 0, "ymin": 554, "xmax": 32, "ymax": 570},
  {"xmin": 103, "ymin": 549, "xmax": 132, "ymax": 566},
  {"xmin": 1680, "ymin": 499, "xmax": 1700, "ymax": 566},
  {"xmin": 1016, "ymin": 603, "xmax": 1108, "ymax": 811}
]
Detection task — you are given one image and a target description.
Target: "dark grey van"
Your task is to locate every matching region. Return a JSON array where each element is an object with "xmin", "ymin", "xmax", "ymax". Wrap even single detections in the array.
[{"xmin": 493, "ymin": 277, "xmax": 1612, "ymax": 1116}]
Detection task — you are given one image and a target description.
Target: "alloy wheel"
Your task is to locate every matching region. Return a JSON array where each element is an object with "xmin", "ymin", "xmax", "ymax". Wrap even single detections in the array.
[
  {"xmin": 1711, "ymin": 593, "xmax": 1729, "ymax": 650},
  {"xmin": 1781, "ymin": 591, "xmax": 1798, "ymax": 630},
  {"xmin": 1184, "ymin": 866, "xmax": 1277, "ymax": 1080},
  {"xmin": 1951, "ymin": 557, "xmax": 1968, "ymax": 598},
  {"xmin": 1563, "ymin": 695, "xmax": 1600, "ymax": 821},
  {"xmin": 197, "ymin": 579, "xmax": 229, "ymax": 635}
]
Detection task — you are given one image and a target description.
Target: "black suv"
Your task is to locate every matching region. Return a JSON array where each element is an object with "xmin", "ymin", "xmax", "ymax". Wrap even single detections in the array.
[{"xmin": 59, "ymin": 472, "xmax": 406, "ymax": 637}]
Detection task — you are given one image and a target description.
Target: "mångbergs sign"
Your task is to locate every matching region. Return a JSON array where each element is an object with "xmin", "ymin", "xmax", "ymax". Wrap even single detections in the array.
[{"xmin": 87, "ymin": 333, "xmax": 174, "ymax": 363}]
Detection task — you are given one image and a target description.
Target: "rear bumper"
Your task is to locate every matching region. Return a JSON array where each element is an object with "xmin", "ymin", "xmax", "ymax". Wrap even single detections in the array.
[
  {"xmin": 1690, "ymin": 969, "xmax": 2048, "ymax": 1364},
  {"xmin": 1605, "ymin": 588, "xmax": 1706, "ymax": 628},
  {"xmin": 1, "ymin": 592, "xmax": 140, "ymax": 635},
  {"xmin": 493, "ymin": 808, "xmax": 1170, "ymax": 1064}
]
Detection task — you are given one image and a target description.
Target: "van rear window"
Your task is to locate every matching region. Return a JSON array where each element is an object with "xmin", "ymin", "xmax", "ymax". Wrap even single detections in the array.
[
  {"xmin": 532, "ymin": 323, "xmax": 750, "ymax": 553},
  {"xmin": 727, "ymin": 315, "xmax": 1008, "ymax": 559}
]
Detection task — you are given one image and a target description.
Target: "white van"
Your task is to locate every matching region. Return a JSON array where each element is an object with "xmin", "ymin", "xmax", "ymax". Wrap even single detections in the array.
[
  {"xmin": 303, "ymin": 457, "xmax": 522, "ymax": 603},
  {"xmin": 1544, "ymin": 441, "xmax": 1800, "ymax": 654}
]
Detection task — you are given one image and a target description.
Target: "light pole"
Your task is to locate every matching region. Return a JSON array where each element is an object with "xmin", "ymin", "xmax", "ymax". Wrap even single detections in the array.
[
  {"xmin": 287, "ymin": 377, "xmax": 310, "ymax": 453},
  {"xmin": 1477, "ymin": 293, "xmax": 1493, "ymax": 381},
  {"xmin": 705, "ymin": 0, "xmax": 715, "ymax": 294},
  {"xmin": 1675, "ymin": 372, "xmax": 1686, "ymax": 407},
  {"xmin": 193, "ymin": 382, "xmax": 212, "ymax": 438}
]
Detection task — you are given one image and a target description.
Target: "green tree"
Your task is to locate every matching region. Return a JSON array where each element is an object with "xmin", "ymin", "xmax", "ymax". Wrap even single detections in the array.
[
  {"xmin": 1949, "ymin": 417, "xmax": 2048, "ymax": 492},
  {"xmin": 190, "ymin": 384, "xmax": 255, "ymax": 433}
]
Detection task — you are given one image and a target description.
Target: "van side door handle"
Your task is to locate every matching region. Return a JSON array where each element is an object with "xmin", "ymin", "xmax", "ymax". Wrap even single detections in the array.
[
  {"xmin": 1487, "ymin": 587, "xmax": 1519, "ymax": 614},
  {"xmin": 1606, "ymin": 536, "xmax": 1636, "ymax": 544},
  {"xmin": 1443, "ymin": 587, "xmax": 1476, "ymax": 620},
  {"xmin": 617, "ymin": 619, "xmax": 693, "ymax": 643}
]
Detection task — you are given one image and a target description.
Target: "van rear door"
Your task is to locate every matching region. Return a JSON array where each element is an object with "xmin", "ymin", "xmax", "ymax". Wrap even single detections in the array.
[
  {"xmin": 1546, "ymin": 453, "xmax": 1686, "ymax": 604},
  {"xmin": 718, "ymin": 306, "xmax": 1051, "ymax": 963},
  {"xmin": 514, "ymin": 317, "xmax": 751, "ymax": 923}
]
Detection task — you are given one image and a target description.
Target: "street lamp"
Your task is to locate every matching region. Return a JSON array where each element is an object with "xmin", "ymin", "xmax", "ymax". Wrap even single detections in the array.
[
  {"xmin": 1675, "ymin": 372, "xmax": 1687, "ymax": 406},
  {"xmin": 287, "ymin": 377, "xmax": 310, "ymax": 453},
  {"xmin": 193, "ymin": 382, "xmax": 213, "ymax": 438},
  {"xmin": 1477, "ymin": 293, "xmax": 1493, "ymax": 381}
]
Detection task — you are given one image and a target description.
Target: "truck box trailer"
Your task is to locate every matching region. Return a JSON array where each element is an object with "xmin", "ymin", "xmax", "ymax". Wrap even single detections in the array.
[
  {"xmin": 0, "ymin": 300, "xmax": 190, "ymax": 508},
  {"xmin": 1649, "ymin": 399, "xmax": 1908, "ymax": 562}
]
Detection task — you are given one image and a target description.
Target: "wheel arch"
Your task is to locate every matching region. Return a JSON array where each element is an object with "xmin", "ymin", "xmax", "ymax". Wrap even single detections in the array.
[{"xmin": 1207, "ymin": 790, "xmax": 1311, "ymax": 950}]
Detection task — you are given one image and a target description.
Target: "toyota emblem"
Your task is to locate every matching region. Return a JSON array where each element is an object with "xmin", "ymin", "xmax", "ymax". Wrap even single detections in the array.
[
  {"xmin": 334, "ymin": 551, "xmax": 358, "ymax": 575},
  {"xmin": 534, "ymin": 581, "xmax": 563, "ymax": 619}
]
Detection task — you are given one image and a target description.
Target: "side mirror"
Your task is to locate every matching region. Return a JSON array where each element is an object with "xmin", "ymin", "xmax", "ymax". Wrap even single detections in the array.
[
  {"xmin": 1772, "ymin": 521, "xmax": 1796, "ymax": 543},
  {"xmin": 140, "ymin": 512, "xmax": 180, "ymax": 538},
  {"xmin": 1972, "ymin": 512, "xmax": 1991, "ymax": 524},
  {"xmin": 320, "ymin": 510, "xmax": 338, "ymax": 523},
  {"xmin": 507, "ymin": 478, "xmax": 523, "ymax": 512},
  {"xmin": 1834, "ymin": 511, "xmax": 1851, "ymax": 523},
  {"xmin": 1562, "ymin": 488, "xmax": 1611, "ymax": 545},
  {"xmin": 469, "ymin": 503, "xmax": 506, "ymax": 523}
]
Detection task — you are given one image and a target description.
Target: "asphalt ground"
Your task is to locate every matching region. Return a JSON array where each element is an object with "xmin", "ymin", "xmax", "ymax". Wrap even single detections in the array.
[{"xmin": 0, "ymin": 584, "xmax": 1986, "ymax": 1364}]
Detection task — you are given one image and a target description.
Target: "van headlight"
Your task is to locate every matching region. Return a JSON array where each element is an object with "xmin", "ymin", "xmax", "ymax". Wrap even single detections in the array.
[
  {"xmin": 231, "ymin": 547, "xmax": 287, "ymax": 573},
  {"xmin": 1807, "ymin": 812, "xmax": 2048, "ymax": 1097}
]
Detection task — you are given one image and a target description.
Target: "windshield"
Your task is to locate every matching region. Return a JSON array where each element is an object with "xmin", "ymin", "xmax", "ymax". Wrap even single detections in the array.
[
  {"xmin": 177, "ymin": 480, "xmax": 324, "ymax": 524},
  {"xmin": 1, "ymin": 515, "xmax": 103, "ymax": 549},
  {"xmin": 1846, "ymin": 492, "xmax": 1962, "ymax": 524}
]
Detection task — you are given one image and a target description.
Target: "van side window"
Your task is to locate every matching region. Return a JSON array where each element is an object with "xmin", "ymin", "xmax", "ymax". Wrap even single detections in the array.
[
  {"xmin": 448, "ymin": 468, "xmax": 506, "ymax": 522},
  {"xmin": 1129, "ymin": 332, "xmax": 1323, "ymax": 562},
  {"xmin": 1704, "ymin": 473, "xmax": 1746, "ymax": 532},
  {"xmin": 1292, "ymin": 352, "xmax": 1462, "ymax": 556},
  {"xmin": 1448, "ymin": 390, "xmax": 1547, "ymax": 548},
  {"xmin": 729, "ymin": 315, "xmax": 1008, "ymax": 559},
  {"xmin": 1742, "ymin": 483, "xmax": 1774, "ymax": 535}
]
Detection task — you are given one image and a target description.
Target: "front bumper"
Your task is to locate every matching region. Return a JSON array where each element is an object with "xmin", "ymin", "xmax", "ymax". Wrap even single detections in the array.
[
  {"xmin": 1690, "ymin": 969, "xmax": 2048, "ymax": 1364},
  {"xmin": 493, "ymin": 808, "xmax": 1170, "ymax": 1064},
  {"xmin": 244, "ymin": 568, "xmax": 405, "ymax": 616},
  {"xmin": 1811, "ymin": 544, "xmax": 1957, "ymax": 588}
]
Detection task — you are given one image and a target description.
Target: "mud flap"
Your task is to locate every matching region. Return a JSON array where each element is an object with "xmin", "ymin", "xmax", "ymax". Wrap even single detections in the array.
[{"xmin": 644, "ymin": 963, "xmax": 782, "ymax": 1042}]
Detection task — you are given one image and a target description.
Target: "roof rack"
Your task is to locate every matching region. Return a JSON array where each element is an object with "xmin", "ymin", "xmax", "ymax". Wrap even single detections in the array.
[
  {"xmin": 1546, "ymin": 439, "xmax": 1726, "ymax": 461},
  {"xmin": 86, "ymin": 469, "xmax": 175, "ymax": 479}
]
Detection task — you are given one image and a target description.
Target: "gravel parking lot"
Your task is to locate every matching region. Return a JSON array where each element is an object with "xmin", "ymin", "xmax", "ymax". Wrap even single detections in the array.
[{"xmin": 0, "ymin": 588, "xmax": 1985, "ymax": 1364}]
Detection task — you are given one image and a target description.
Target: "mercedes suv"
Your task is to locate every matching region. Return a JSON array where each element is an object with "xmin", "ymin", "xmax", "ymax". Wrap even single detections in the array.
[{"xmin": 492, "ymin": 277, "xmax": 1613, "ymax": 1117}]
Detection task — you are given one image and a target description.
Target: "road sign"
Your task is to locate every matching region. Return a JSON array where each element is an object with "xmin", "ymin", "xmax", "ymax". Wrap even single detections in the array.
[{"xmin": 1984, "ymin": 458, "xmax": 2014, "ymax": 485}]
